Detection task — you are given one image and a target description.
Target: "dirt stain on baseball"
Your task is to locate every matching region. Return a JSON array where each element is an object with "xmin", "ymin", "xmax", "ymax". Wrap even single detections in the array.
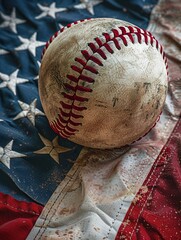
[
  {"xmin": 49, "ymin": 64, "xmax": 73, "ymax": 95},
  {"xmin": 112, "ymin": 97, "xmax": 119, "ymax": 107}
]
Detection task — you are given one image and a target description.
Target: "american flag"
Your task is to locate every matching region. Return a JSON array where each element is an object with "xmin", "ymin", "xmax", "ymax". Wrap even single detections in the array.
[{"xmin": 0, "ymin": 0, "xmax": 180, "ymax": 239}]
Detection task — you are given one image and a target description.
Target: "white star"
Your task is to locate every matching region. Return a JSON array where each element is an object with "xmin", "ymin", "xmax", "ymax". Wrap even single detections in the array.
[
  {"xmin": 34, "ymin": 75, "xmax": 39, "ymax": 81},
  {"xmin": 36, "ymin": 2, "xmax": 67, "ymax": 19},
  {"xmin": 0, "ymin": 49, "xmax": 8, "ymax": 55},
  {"xmin": 15, "ymin": 32, "xmax": 45, "ymax": 56},
  {"xmin": 0, "ymin": 140, "xmax": 26, "ymax": 168},
  {"xmin": 34, "ymin": 135, "xmax": 71, "ymax": 163},
  {"xmin": 74, "ymin": 0, "xmax": 103, "ymax": 15},
  {"xmin": 0, "ymin": 119, "xmax": 3, "ymax": 122},
  {"xmin": 13, "ymin": 99, "xmax": 45, "ymax": 125},
  {"xmin": 0, "ymin": 69, "xmax": 29, "ymax": 95},
  {"xmin": 58, "ymin": 23, "xmax": 64, "ymax": 29},
  {"xmin": 37, "ymin": 61, "xmax": 41, "ymax": 67},
  {"xmin": 0, "ymin": 8, "xmax": 26, "ymax": 33},
  {"xmin": 34, "ymin": 61, "xmax": 41, "ymax": 80}
]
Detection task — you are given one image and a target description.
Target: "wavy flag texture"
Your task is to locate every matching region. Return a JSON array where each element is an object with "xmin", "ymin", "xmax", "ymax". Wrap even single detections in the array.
[{"xmin": 0, "ymin": 0, "xmax": 180, "ymax": 239}]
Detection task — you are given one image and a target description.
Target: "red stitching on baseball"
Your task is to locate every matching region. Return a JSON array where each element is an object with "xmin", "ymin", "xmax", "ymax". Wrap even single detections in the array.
[
  {"xmin": 62, "ymin": 93, "xmax": 88, "ymax": 102},
  {"xmin": 75, "ymin": 57, "xmax": 86, "ymax": 66},
  {"xmin": 144, "ymin": 34, "xmax": 148, "ymax": 44},
  {"xmin": 58, "ymin": 114, "xmax": 68, "ymax": 124},
  {"xmin": 69, "ymin": 119, "xmax": 82, "ymax": 126},
  {"xmin": 127, "ymin": 26, "xmax": 135, "ymax": 33},
  {"xmin": 97, "ymin": 48, "xmax": 107, "ymax": 59},
  {"xmin": 67, "ymin": 75, "xmax": 79, "ymax": 83},
  {"xmin": 50, "ymin": 36, "xmax": 54, "ymax": 43},
  {"xmin": 127, "ymin": 33, "xmax": 135, "ymax": 44},
  {"xmin": 112, "ymin": 38, "xmax": 121, "ymax": 50},
  {"xmin": 160, "ymin": 45, "xmax": 163, "ymax": 54},
  {"xmin": 59, "ymin": 131, "xmax": 69, "ymax": 138},
  {"xmin": 52, "ymin": 119, "xmax": 63, "ymax": 131},
  {"xmin": 84, "ymin": 65, "xmax": 98, "ymax": 74},
  {"xmin": 62, "ymin": 129, "xmax": 74, "ymax": 137},
  {"xmin": 59, "ymin": 108, "xmax": 70, "ymax": 118},
  {"xmin": 95, "ymin": 37, "xmax": 103, "ymax": 47},
  {"xmin": 71, "ymin": 112, "xmax": 84, "ymax": 119},
  {"xmin": 71, "ymin": 65, "xmax": 82, "ymax": 73},
  {"xmin": 67, "ymin": 23, "xmax": 72, "ymax": 28},
  {"xmin": 64, "ymin": 83, "xmax": 92, "ymax": 92},
  {"xmin": 79, "ymin": 74, "xmax": 95, "ymax": 83},
  {"xmin": 51, "ymin": 119, "xmax": 82, "ymax": 133},
  {"xmin": 112, "ymin": 29, "xmax": 119, "ymax": 37},
  {"xmin": 89, "ymin": 55, "xmax": 103, "ymax": 66},
  {"xmin": 41, "ymin": 21, "xmax": 168, "ymax": 140},
  {"xmin": 104, "ymin": 42, "xmax": 114, "ymax": 53},
  {"xmin": 119, "ymin": 26, "xmax": 127, "ymax": 34},
  {"xmin": 60, "ymin": 101, "xmax": 87, "ymax": 111},
  {"xmin": 66, "ymin": 125, "xmax": 78, "ymax": 133},
  {"xmin": 60, "ymin": 27, "xmax": 64, "ymax": 33},
  {"xmin": 137, "ymin": 34, "xmax": 142, "ymax": 44},
  {"xmin": 120, "ymin": 35, "xmax": 128, "ymax": 46},
  {"xmin": 103, "ymin": 32, "xmax": 111, "ymax": 41},
  {"xmin": 57, "ymin": 119, "xmax": 64, "ymax": 129},
  {"xmin": 81, "ymin": 50, "xmax": 91, "ymax": 60},
  {"xmin": 54, "ymin": 31, "xmax": 58, "ymax": 38},
  {"xmin": 88, "ymin": 42, "xmax": 97, "ymax": 53}
]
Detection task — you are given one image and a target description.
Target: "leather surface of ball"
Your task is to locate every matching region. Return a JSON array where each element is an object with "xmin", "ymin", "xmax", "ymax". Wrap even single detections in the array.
[{"xmin": 39, "ymin": 18, "xmax": 168, "ymax": 149}]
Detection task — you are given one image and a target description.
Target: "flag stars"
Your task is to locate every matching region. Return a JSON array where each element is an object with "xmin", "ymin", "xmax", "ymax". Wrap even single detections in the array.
[
  {"xmin": 34, "ymin": 61, "xmax": 41, "ymax": 80},
  {"xmin": 13, "ymin": 99, "xmax": 45, "ymax": 126},
  {"xmin": 36, "ymin": 2, "xmax": 67, "ymax": 19},
  {"xmin": 34, "ymin": 135, "xmax": 71, "ymax": 163},
  {"xmin": 0, "ymin": 140, "xmax": 26, "ymax": 169},
  {"xmin": 74, "ymin": 0, "xmax": 103, "ymax": 15},
  {"xmin": 0, "ymin": 49, "xmax": 9, "ymax": 55},
  {"xmin": 58, "ymin": 23, "xmax": 64, "ymax": 30},
  {"xmin": 0, "ymin": 8, "xmax": 26, "ymax": 33},
  {"xmin": 15, "ymin": 32, "xmax": 45, "ymax": 56},
  {"xmin": 0, "ymin": 69, "xmax": 29, "ymax": 95}
]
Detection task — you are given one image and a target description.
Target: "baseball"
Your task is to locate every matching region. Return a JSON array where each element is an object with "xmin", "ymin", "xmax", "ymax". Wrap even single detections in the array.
[{"xmin": 39, "ymin": 18, "xmax": 168, "ymax": 149}]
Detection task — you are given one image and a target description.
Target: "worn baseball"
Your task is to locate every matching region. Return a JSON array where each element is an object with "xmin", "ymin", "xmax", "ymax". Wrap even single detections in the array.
[{"xmin": 39, "ymin": 18, "xmax": 168, "ymax": 149}]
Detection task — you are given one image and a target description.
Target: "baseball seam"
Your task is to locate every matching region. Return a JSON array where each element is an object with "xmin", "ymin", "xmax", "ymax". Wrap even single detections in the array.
[
  {"xmin": 41, "ymin": 19, "xmax": 91, "ymax": 59},
  {"xmin": 41, "ymin": 20, "xmax": 168, "ymax": 140}
]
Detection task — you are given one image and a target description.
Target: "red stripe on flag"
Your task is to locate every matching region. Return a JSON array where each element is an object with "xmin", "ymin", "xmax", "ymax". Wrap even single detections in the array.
[
  {"xmin": 116, "ymin": 117, "xmax": 181, "ymax": 240},
  {"xmin": 0, "ymin": 193, "xmax": 43, "ymax": 240}
]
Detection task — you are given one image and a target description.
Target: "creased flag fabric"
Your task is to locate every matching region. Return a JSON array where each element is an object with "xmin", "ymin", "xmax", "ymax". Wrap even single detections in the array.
[{"xmin": 0, "ymin": 0, "xmax": 180, "ymax": 239}]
